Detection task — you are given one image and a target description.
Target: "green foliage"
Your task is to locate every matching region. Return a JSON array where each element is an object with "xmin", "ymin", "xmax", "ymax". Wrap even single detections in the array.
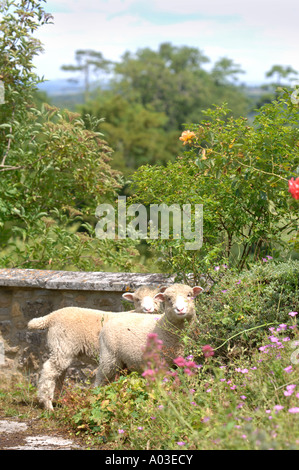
[
  {"xmin": 75, "ymin": 43, "xmax": 250, "ymax": 173},
  {"xmin": 0, "ymin": 209, "xmax": 142, "ymax": 271},
  {"xmin": 130, "ymin": 96, "xmax": 299, "ymax": 276},
  {"xmin": 81, "ymin": 94, "xmax": 179, "ymax": 173},
  {"xmin": 112, "ymin": 43, "xmax": 249, "ymax": 130},
  {"xmin": 0, "ymin": 0, "xmax": 53, "ymax": 132},
  {"xmin": 194, "ymin": 260, "xmax": 299, "ymax": 357},
  {"xmin": 0, "ymin": 0, "xmax": 139, "ymax": 271},
  {"xmin": 53, "ymin": 292, "xmax": 299, "ymax": 449}
]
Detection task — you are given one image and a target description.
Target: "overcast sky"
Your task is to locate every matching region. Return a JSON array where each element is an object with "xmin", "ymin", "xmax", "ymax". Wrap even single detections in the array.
[{"xmin": 33, "ymin": 0, "xmax": 299, "ymax": 85}]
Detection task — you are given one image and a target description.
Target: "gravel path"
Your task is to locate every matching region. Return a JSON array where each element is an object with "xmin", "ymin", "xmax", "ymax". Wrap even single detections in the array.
[{"xmin": 0, "ymin": 418, "xmax": 86, "ymax": 450}]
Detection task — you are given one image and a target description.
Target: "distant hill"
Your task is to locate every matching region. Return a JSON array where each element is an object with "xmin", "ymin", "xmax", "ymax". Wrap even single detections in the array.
[
  {"xmin": 38, "ymin": 78, "xmax": 85, "ymax": 96},
  {"xmin": 38, "ymin": 78, "xmax": 267, "ymax": 114},
  {"xmin": 38, "ymin": 78, "xmax": 110, "ymax": 96}
]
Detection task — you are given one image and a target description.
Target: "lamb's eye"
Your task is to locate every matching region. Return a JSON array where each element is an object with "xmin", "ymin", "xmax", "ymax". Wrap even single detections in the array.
[{"xmin": 187, "ymin": 293, "xmax": 192, "ymax": 297}]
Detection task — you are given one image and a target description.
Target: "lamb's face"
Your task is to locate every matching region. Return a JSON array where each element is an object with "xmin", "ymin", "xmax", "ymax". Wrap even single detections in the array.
[
  {"xmin": 122, "ymin": 287, "xmax": 159, "ymax": 313},
  {"xmin": 155, "ymin": 284, "xmax": 203, "ymax": 320},
  {"xmin": 136, "ymin": 294, "xmax": 156, "ymax": 313}
]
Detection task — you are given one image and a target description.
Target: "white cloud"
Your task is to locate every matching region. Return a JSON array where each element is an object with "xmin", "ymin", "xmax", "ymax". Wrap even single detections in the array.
[{"xmin": 33, "ymin": 0, "xmax": 299, "ymax": 84}]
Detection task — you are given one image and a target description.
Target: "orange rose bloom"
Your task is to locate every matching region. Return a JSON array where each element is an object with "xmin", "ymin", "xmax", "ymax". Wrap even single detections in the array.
[{"xmin": 179, "ymin": 130, "xmax": 196, "ymax": 145}]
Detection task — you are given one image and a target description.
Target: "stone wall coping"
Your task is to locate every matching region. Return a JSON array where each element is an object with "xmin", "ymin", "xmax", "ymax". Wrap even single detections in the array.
[{"xmin": 0, "ymin": 269, "xmax": 174, "ymax": 292}]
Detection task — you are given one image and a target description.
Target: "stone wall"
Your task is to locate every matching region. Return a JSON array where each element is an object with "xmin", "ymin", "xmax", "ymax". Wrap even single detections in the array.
[{"xmin": 0, "ymin": 269, "xmax": 173, "ymax": 385}]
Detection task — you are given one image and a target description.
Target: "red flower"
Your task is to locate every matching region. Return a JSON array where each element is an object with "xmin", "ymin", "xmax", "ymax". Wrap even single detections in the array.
[
  {"xmin": 288, "ymin": 177, "xmax": 299, "ymax": 200},
  {"xmin": 174, "ymin": 356, "xmax": 187, "ymax": 367},
  {"xmin": 202, "ymin": 345, "xmax": 214, "ymax": 358}
]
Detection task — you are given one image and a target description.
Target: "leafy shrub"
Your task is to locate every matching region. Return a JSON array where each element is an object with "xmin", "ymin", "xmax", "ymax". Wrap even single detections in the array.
[
  {"xmin": 191, "ymin": 260, "xmax": 299, "ymax": 359},
  {"xmin": 130, "ymin": 96, "xmax": 299, "ymax": 278},
  {"xmin": 0, "ymin": 1, "xmax": 141, "ymax": 271}
]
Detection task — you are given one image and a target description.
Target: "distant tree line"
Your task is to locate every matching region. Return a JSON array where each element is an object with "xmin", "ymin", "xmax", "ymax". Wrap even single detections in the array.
[{"xmin": 60, "ymin": 45, "xmax": 298, "ymax": 174}]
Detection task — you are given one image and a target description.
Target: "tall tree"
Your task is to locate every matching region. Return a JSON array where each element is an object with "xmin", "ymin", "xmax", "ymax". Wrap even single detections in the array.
[
  {"xmin": 111, "ymin": 43, "xmax": 249, "ymax": 130},
  {"xmin": 61, "ymin": 49, "xmax": 112, "ymax": 102},
  {"xmin": 266, "ymin": 65, "xmax": 298, "ymax": 85},
  {"xmin": 211, "ymin": 57, "xmax": 245, "ymax": 85}
]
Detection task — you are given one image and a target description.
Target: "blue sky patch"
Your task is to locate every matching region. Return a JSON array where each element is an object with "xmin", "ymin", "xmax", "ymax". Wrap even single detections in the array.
[{"xmin": 107, "ymin": 2, "xmax": 239, "ymax": 25}]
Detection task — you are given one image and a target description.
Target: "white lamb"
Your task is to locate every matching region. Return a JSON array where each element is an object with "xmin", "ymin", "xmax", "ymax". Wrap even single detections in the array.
[
  {"xmin": 27, "ymin": 285, "xmax": 162, "ymax": 411},
  {"xmin": 95, "ymin": 283, "xmax": 203, "ymax": 386}
]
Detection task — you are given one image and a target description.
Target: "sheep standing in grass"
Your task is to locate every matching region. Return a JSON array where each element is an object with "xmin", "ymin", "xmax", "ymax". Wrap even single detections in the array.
[
  {"xmin": 95, "ymin": 284, "xmax": 203, "ymax": 386},
  {"xmin": 27, "ymin": 285, "xmax": 162, "ymax": 411}
]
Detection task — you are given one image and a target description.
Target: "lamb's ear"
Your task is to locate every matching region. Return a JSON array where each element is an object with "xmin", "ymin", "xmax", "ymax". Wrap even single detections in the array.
[
  {"xmin": 122, "ymin": 292, "xmax": 135, "ymax": 303},
  {"xmin": 154, "ymin": 292, "xmax": 165, "ymax": 303},
  {"xmin": 158, "ymin": 285, "xmax": 168, "ymax": 293},
  {"xmin": 192, "ymin": 286, "xmax": 203, "ymax": 297}
]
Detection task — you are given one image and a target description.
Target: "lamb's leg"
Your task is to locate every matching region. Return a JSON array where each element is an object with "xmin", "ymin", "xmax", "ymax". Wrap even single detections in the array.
[
  {"xmin": 37, "ymin": 355, "xmax": 72, "ymax": 411},
  {"xmin": 94, "ymin": 348, "xmax": 124, "ymax": 386},
  {"xmin": 94, "ymin": 362, "xmax": 116, "ymax": 386},
  {"xmin": 55, "ymin": 369, "xmax": 67, "ymax": 399}
]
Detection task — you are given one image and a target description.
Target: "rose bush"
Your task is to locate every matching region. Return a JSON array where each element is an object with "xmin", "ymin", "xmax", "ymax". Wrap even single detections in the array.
[{"xmin": 130, "ymin": 94, "xmax": 299, "ymax": 279}]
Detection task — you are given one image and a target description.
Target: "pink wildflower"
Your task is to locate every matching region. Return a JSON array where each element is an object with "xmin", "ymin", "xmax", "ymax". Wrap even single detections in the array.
[
  {"xmin": 288, "ymin": 311, "xmax": 298, "ymax": 317},
  {"xmin": 277, "ymin": 324, "xmax": 287, "ymax": 331},
  {"xmin": 174, "ymin": 356, "xmax": 187, "ymax": 367},
  {"xmin": 259, "ymin": 346, "xmax": 269, "ymax": 352},
  {"xmin": 288, "ymin": 407, "xmax": 299, "ymax": 413},
  {"xmin": 284, "ymin": 366, "xmax": 293, "ymax": 373},
  {"xmin": 273, "ymin": 405, "xmax": 284, "ymax": 412},
  {"xmin": 284, "ymin": 384, "xmax": 296, "ymax": 396},
  {"xmin": 235, "ymin": 368, "xmax": 248, "ymax": 374},
  {"xmin": 201, "ymin": 417, "xmax": 210, "ymax": 423},
  {"xmin": 269, "ymin": 335, "xmax": 279, "ymax": 343},
  {"xmin": 184, "ymin": 368, "xmax": 194, "ymax": 376},
  {"xmin": 202, "ymin": 344, "xmax": 214, "ymax": 358}
]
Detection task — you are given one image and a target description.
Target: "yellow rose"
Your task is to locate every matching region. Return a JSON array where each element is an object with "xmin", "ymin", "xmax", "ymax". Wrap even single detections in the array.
[{"xmin": 179, "ymin": 130, "xmax": 196, "ymax": 145}]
